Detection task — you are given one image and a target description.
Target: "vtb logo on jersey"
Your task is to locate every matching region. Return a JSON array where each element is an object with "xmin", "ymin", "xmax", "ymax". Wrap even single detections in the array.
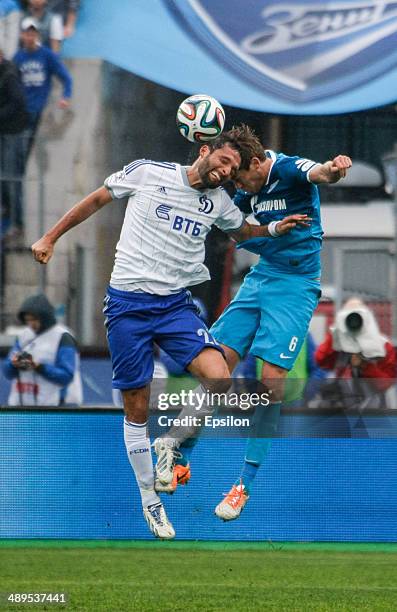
[
  {"xmin": 168, "ymin": 0, "xmax": 397, "ymax": 102},
  {"xmin": 198, "ymin": 195, "xmax": 214, "ymax": 214},
  {"xmin": 156, "ymin": 204, "xmax": 203, "ymax": 235},
  {"xmin": 156, "ymin": 204, "xmax": 172, "ymax": 220}
]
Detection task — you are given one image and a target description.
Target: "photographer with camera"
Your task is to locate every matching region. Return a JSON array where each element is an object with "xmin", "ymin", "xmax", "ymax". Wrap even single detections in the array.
[
  {"xmin": 315, "ymin": 298, "xmax": 396, "ymax": 410},
  {"xmin": 3, "ymin": 294, "xmax": 82, "ymax": 406}
]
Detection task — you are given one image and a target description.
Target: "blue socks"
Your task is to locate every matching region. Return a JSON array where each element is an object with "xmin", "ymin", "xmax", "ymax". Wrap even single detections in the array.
[
  {"xmin": 239, "ymin": 460, "xmax": 260, "ymax": 490},
  {"xmin": 238, "ymin": 402, "xmax": 281, "ymax": 492},
  {"xmin": 177, "ymin": 437, "xmax": 197, "ymax": 465},
  {"xmin": 175, "ymin": 401, "xmax": 281, "ymax": 496}
]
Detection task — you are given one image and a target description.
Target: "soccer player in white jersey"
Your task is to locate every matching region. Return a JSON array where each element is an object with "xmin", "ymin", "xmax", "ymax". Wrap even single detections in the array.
[{"xmin": 32, "ymin": 131, "xmax": 309, "ymax": 539}]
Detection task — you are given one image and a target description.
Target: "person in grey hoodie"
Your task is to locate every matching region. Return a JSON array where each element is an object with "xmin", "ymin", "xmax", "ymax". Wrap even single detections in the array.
[{"xmin": 3, "ymin": 293, "xmax": 82, "ymax": 405}]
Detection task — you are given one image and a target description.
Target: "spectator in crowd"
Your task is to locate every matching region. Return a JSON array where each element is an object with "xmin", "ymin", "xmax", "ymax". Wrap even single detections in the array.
[
  {"xmin": 22, "ymin": 0, "xmax": 63, "ymax": 52},
  {"xmin": 315, "ymin": 297, "xmax": 396, "ymax": 408},
  {"xmin": 3, "ymin": 293, "xmax": 83, "ymax": 406},
  {"xmin": 0, "ymin": 0, "xmax": 22, "ymax": 58},
  {"xmin": 0, "ymin": 47, "xmax": 27, "ymax": 134},
  {"xmin": 13, "ymin": 17, "xmax": 72, "ymax": 153},
  {"xmin": 0, "ymin": 45, "xmax": 28, "ymax": 238},
  {"xmin": 47, "ymin": 0, "xmax": 80, "ymax": 38}
]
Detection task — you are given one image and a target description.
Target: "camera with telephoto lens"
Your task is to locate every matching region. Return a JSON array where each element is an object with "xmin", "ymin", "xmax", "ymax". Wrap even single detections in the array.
[
  {"xmin": 15, "ymin": 351, "xmax": 33, "ymax": 370},
  {"xmin": 344, "ymin": 311, "xmax": 363, "ymax": 333}
]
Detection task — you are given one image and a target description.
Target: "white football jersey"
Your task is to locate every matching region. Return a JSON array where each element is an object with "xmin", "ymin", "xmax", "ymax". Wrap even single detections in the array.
[{"xmin": 105, "ymin": 159, "xmax": 244, "ymax": 295}]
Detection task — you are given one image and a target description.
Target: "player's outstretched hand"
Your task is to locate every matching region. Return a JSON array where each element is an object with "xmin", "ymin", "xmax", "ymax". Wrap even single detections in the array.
[
  {"xmin": 32, "ymin": 236, "xmax": 54, "ymax": 264},
  {"xmin": 276, "ymin": 214, "xmax": 311, "ymax": 235},
  {"xmin": 329, "ymin": 155, "xmax": 352, "ymax": 178}
]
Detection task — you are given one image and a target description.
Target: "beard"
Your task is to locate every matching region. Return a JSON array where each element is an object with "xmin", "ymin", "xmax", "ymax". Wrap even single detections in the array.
[{"xmin": 197, "ymin": 157, "xmax": 223, "ymax": 188}]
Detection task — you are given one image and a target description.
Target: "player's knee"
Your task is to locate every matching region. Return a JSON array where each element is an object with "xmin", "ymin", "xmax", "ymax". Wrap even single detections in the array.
[
  {"xmin": 260, "ymin": 362, "xmax": 288, "ymax": 401},
  {"xmin": 188, "ymin": 348, "xmax": 231, "ymax": 384},
  {"xmin": 208, "ymin": 360, "xmax": 232, "ymax": 394},
  {"xmin": 261, "ymin": 362, "xmax": 288, "ymax": 381},
  {"xmin": 122, "ymin": 386, "xmax": 150, "ymax": 421},
  {"xmin": 212, "ymin": 353, "xmax": 232, "ymax": 380}
]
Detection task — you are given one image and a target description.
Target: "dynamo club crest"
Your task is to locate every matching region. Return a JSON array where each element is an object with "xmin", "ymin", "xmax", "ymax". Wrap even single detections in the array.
[{"xmin": 167, "ymin": 0, "xmax": 397, "ymax": 102}]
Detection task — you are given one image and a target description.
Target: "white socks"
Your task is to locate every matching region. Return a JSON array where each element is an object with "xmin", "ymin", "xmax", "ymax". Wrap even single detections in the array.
[{"xmin": 123, "ymin": 418, "xmax": 160, "ymax": 508}]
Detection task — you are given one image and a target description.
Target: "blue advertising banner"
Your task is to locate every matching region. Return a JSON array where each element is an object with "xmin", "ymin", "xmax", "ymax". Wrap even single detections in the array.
[
  {"xmin": 63, "ymin": 0, "xmax": 397, "ymax": 114},
  {"xmin": 1, "ymin": 411, "xmax": 396, "ymax": 541}
]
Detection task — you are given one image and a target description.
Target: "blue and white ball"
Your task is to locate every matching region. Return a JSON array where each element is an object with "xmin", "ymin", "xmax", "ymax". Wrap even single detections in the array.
[{"xmin": 176, "ymin": 94, "xmax": 225, "ymax": 143}]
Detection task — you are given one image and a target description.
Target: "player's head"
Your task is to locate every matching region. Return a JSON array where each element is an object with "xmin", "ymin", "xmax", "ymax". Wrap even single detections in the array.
[
  {"xmin": 222, "ymin": 125, "xmax": 268, "ymax": 193},
  {"xmin": 193, "ymin": 125, "xmax": 266, "ymax": 189},
  {"xmin": 221, "ymin": 125, "xmax": 266, "ymax": 169},
  {"xmin": 195, "ymin": 140, "xmax": 241, "ymax": 188}
]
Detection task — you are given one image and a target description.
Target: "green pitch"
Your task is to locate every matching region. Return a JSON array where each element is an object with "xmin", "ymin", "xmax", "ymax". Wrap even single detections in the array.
[{"xmin": 0, "ymin": 541, "xmax": 397, "ymax": 611}]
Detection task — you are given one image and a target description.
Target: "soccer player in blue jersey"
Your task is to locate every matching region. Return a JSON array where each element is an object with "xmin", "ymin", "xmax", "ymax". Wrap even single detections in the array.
[
  {"xmin": 213, "ymin": 126, "xmax": 352, "ymax": 519},
  {"xmin": 31, "ymin": 130, "xmax": 309, "ymax": 539},
  {"xmin": 155, "ymin": 125, "xmax": 351, "ymax": 520}
]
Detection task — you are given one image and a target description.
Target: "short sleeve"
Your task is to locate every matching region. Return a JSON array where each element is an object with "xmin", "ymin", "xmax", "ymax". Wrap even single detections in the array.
[
  {"xmin": 50, "ymin": 13, "xmax": 64, "ymax": 40},
  {"xmin": 214, "ymin": 190, "xmax": 245, "ymax": 232},
  {"xmin": 285, "ymin": 156, "xmax": 320, "ymax": 185},
  {"xmin": 104, "ymin": 159, "xmax": 148, "ymax": 199}
]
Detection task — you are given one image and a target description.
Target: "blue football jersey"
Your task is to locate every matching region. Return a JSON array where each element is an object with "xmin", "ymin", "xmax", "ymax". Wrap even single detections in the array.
[{"xmin": 235, "ymin": 150, "xmax": 323, "ymax": 275}]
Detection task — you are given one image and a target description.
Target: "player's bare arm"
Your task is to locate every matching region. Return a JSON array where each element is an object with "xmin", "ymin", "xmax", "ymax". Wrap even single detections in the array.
[
  {"xmin": 32, "ymin": 186, "xmax": 113, "ymax": 264},
  {"xmin": 230, "ymin": 214, "xmax": 311, "ymax": 242},
  {"xmin": 309, "ymin": 155, "xmax": 352, "ymax": 184}
]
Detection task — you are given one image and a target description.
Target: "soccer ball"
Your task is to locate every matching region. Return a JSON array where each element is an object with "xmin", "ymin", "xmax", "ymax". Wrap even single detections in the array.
[{"xmin": 176, "ymin": 94, "xmax": 225, "ymax": 143}]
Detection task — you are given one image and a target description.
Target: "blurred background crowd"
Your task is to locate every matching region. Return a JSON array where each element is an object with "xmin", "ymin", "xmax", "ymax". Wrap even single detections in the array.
[{"xmin": 1, "ymin": 0, "xmax": 77, "ymax": 243}]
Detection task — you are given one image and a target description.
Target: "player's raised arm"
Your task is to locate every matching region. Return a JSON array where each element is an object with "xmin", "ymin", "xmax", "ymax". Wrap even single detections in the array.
[
  {"xmin": 309, "ymin": 155, "xmax": 352, "ymax": 184},
  {"xmin": 32, "ymin": 186, "xmax": 113, "ymax": 264},
  {"xmin": 230, "ymin": 214, "xmax": 311, "ymax": 242}
]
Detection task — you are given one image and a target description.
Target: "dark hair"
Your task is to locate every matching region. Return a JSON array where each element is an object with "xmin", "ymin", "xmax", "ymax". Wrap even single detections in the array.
[{"xmin": 208, "ymin": 124, "xmax": 266, "ymax": 170}]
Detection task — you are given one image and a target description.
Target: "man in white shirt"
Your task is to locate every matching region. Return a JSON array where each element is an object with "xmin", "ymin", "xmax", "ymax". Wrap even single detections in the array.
[
  {"xmin": 32, "ymin": 130, "xmax": 308, "ymax": 539},
  {"xmin": 23, "ymin": 0, "xmax": 64, "ymax": 53}
]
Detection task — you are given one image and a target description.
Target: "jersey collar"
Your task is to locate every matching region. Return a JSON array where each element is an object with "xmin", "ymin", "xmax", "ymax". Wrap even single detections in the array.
[
  {"xmin": 264, "ymin": 150, "xmax": 277, "ymax": 186},
  {"xmin": 180, "ymin": 166, "xmax": 191, "ymax": 187}
]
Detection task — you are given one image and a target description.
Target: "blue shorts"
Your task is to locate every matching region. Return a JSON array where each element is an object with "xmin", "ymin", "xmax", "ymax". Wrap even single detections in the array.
[
  {"xmin": 210, "ymin": 265, "xmax": 321, "ymax": 371},
  {"xmin": 104, "ymin": 286, "xmax": 223, "ymax": 389}
]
